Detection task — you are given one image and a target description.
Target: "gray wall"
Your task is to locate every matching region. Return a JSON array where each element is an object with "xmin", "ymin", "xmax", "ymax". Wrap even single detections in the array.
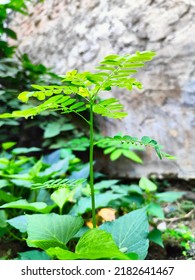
[{"xmin": 11, "ymin": 0, "xmax": 195, "ymax": 178}]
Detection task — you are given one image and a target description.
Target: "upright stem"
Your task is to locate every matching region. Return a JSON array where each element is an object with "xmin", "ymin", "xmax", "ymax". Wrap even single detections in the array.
[{"xmin": 89, "ymin": 102, "xmax": 96, "ymax": 228}]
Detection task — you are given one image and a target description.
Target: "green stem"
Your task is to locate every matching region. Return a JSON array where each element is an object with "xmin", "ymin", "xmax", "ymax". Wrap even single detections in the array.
[{"xmin": 89, "ymin": 102, "xmax": 96, "ymax": 228}]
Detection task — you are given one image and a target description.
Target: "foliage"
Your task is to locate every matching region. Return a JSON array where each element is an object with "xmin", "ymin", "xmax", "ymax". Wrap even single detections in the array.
[
  {"xmin": 0, "ymin": 0, "xmax": 82, "ymax": 149},
  {"xmin": 163, "ymin": 226, "xmax": 195, "ymax": 258},
  {"xmin": 0, "ymin": 51, "xmax": 177, "ymax": 260}
]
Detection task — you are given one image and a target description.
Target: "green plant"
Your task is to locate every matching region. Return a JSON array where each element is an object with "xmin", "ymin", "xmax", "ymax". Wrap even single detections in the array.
[
  {"xmin": 0, "ymin": 52, "xmax": 175, "ymax": 259},
  {"xmin": 163, "ymin": 226, "xmax": 195, "ymax": 258}
]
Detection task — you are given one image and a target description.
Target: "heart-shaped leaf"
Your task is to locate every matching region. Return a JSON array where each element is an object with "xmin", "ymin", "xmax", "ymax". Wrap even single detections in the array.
[
  {"xmin": 100, "ymin": 208, "xmax": 149, "ymax": 259},
  {"xmin": 26, "ymin": 213, "xmax": 84, "ymax": 250},
  {"xmin": 47, "ymin": 229, "xmax": 130, "ymax": 260}
]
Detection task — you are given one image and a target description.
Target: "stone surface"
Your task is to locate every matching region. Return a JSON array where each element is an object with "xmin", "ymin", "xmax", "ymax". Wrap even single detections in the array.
[{"xmin": 9, "ymin": 0, "xmax": 195, "ymax": 179}]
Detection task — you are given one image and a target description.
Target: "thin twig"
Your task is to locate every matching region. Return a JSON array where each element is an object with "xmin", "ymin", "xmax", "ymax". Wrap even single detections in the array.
[{"xmin": 163, "ymin": 208, "xmax": 195, "ymax": 225}]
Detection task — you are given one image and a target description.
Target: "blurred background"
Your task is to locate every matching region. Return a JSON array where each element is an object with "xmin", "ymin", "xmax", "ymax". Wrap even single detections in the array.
[{"xmin": 1, "ymin": 0, "xmax": 195, "ymax": 179}]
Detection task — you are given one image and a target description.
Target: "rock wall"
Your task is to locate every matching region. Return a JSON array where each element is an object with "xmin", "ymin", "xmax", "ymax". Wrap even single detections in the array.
[{"xmin": 10, "ymin": 0, "xmax": 195, "ymax": 178}]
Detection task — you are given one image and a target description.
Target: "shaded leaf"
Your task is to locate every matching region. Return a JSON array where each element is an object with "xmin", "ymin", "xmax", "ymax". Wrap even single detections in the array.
[
  {"xmin": 148, "ymin": 228, "xmax": 164, "ymax": 248},
  {"xmin": 70, "ymin": 192, "xmax": 123, "ymax": 215},
  {"xmin": 17, "ymin": 250, "xmax": 51, "ymax": 260},
  {"xmin": 26, "ymin": 213, "xmax": 84, "ymax": 250},
  {"xmin": 7, "ymin": 215, "xmax": 27, "ymax": 233},
  {"xmin": 147, "ymin": 203, "xmax": 164, "ymax": 219},
  {"xmin": 47, "ymin": 229, "xmax": 130, "ymax": 260},
  {"xmin": 100, "ymin": 208, "xmax": 149, "ymax": 259},
  {"xmin": 0, "ymin": 199, "xmax": 49, "ymax": 213},
  {"xmin": 155, "ymin": 191, "xmax": 185, "ymax": 202},
  {"xmin": 139, "ymin": 177, "xmax": 157, "ymax": 192}
]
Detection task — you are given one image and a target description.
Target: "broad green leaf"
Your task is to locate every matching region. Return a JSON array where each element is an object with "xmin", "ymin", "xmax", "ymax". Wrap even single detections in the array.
[
  {"xmin": 7, "ymin": 215, "xmax": 27, "ymax": 233},
  {"xmin": 155, "ymin": 191, "xmax": 185, "ymax": 202},
  {"xmin": 0, "ymin": 190, "xmax": 19, "ymax": 203},
  {"xmin": 0, "ymin": 180, "xmax": 8, "ymax": 189},
  {"xmin": 47, "ymin": 229, "xmax": 130, "ymax": 260},
  {"xmin": 26, "ymin": 213, "xmax": 84, "ymax": 250},
  {"xmin": 0, "ymin": 199, "xmax": 48, "ymax": 213},
  {"xmin": 94, "ymin": 180, "xmax": 119, "ymax": 190},
  {"xmin": 128, "ymin": 185, "xmax": 143, "ymax": 195},
  {"xmin": 70, "ymin": 192, "xmax": 123, "ymax": 215},
  {"xmin": 51, "ymin": 188, "xmax": 71, "ymax": 210},
  {"xmin": 100, "ymin": 208, "xmax": 149, "ymax": 259},
  {"xmin": 147, "ymin": 203, "xmax": 164, "ymax": 219},
  {"xmin": 2, "ymin": 141, "xmax": 16, "ymax": 150},
  {"xmin": 17, "ymin": 250, "xmax": 51, "ymax": 260},
  {"xmin": 0, "ymin": 210, "xmax": 7, "ymax": 228},
  {"xmin": 11, "ymin": 147, "xmax": 41, "ymax": 155},
  {"xmin": 69, "ymin": 163, "xmax": 90, "ymax": 179},
  {"xmin": 122, "ymin": 149, "xmax": 143, "ymax": 163},
  {"xmin": 148, "ymin": 228, "xmax": 164, "ymax": 248},
  {"xmin": 139, "ymin": 177, "xmax": 157, "ymax": 192},
  {"xmin": 44, "ymin": 122, "xmax": 62, "ymax": 138},
  {"xmin": 41, "ymin": 158, "xmax": 69, "ymax": 176}
]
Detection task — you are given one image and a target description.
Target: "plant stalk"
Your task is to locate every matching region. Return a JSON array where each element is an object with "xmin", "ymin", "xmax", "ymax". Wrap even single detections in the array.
[{"xmin": 89, "ymin": 102, "xmax": 96, "ymax": 228}]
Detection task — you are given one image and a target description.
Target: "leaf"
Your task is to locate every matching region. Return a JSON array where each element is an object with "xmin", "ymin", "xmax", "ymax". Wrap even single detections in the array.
[
  {"xmin": 139, "ymin": 177, "xmax": 157, "ymax": 192},
  {"xmin": 122, "ymin": 149, "xmax": 143, "ymax": 163},
  {"xmin": 47, "ymin": 229, "xmax": 130, "ymax": 260},
  {"xmin": 100, "ymin": 208, "xmax": 149, "ymax": 259},
  {"xmin": 0, "ymin": 190, "xmax": 18, "ymax": 203},
  {"xmin": 70, "ymin": 192, "xmax": 123, "ymax": 215},
  {"xmin": 141, "ymin": 136, "xmax": 152, "ymax": 144},
  {"xmin": 93, "ymin": 98, "xmax": 127, "ymax": 119},
  {"xmin": 51, "ymin": 188, "xmax": 71, "ymax": 210},
  {"xmin": 7, "ymin": 215, "xmax": 27, "ymax": 233},
  {"xmin": 69, "ymin": 163, "xmax": 90, "ymax": 180},
  {"xmin": 148, "ymin": 228, "xmax": 164, "ymax": 248},
  {"xmin": 128, "ymin": 185, "xmax": 143, "ymax": 195},
  {"xmin": 43, "ymin": 122, "xmax": 62, "ymax": 138},
  {"xmin": 155, "ymin": 191, "xmax": 185, "ymax": 202},
  {"xmin": 41, "ymin": 158, "xmax": 69, "ymax": 176},
  {"xmin": 2, "ymin": 141, "xmax": 16, "ymax": 150},
  {"xmin": 147, "ymin": 203, "xmax": 164, "ymax": 219},
  {"xmin": 77, "ymin": 87, "xmax": 89, "ymax": 98},
  {"xmin": 11, "ymin": 147, "xmax": 41, "ymax": 154},
  {"xmin": 32, "ymin": 178, "xmax": 86, "ymax": 190},
  {"xmin": 110, "ymin": 149, "xmax": 123, "ymax": 161},
  {"xmin": 104, "ymin": 55, "xmax": 120, "ymax": 60},
  {"xmin": 94, "ymin": 180, "xmax": 119, "ymax": 190},
  {"xmin": 0, "ymin": 180, "xmax": 9, "ymax": 189},
  {"xmin": 0, "ymin": 199, "xmax": 49, "ymax": 213},
  {"xmin": 86, "ymin": 73, "xmax": 104, "ymax": 84},
  {"xmin": 26, "ymin": 213, "xmax": 84, "ymax": 250},
  {"xmin": 18, "ymin": 250, "xmax": 51, "ymax": 260},
  {"xmin": 0, "ymin": 210, "xmax": 7, "ymax": 228}
]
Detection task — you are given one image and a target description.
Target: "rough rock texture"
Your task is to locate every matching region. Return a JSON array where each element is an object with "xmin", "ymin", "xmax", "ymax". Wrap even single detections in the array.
[{"xmin": 10, "ymin": 0, "xmax": 195, "ymax": 178}]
